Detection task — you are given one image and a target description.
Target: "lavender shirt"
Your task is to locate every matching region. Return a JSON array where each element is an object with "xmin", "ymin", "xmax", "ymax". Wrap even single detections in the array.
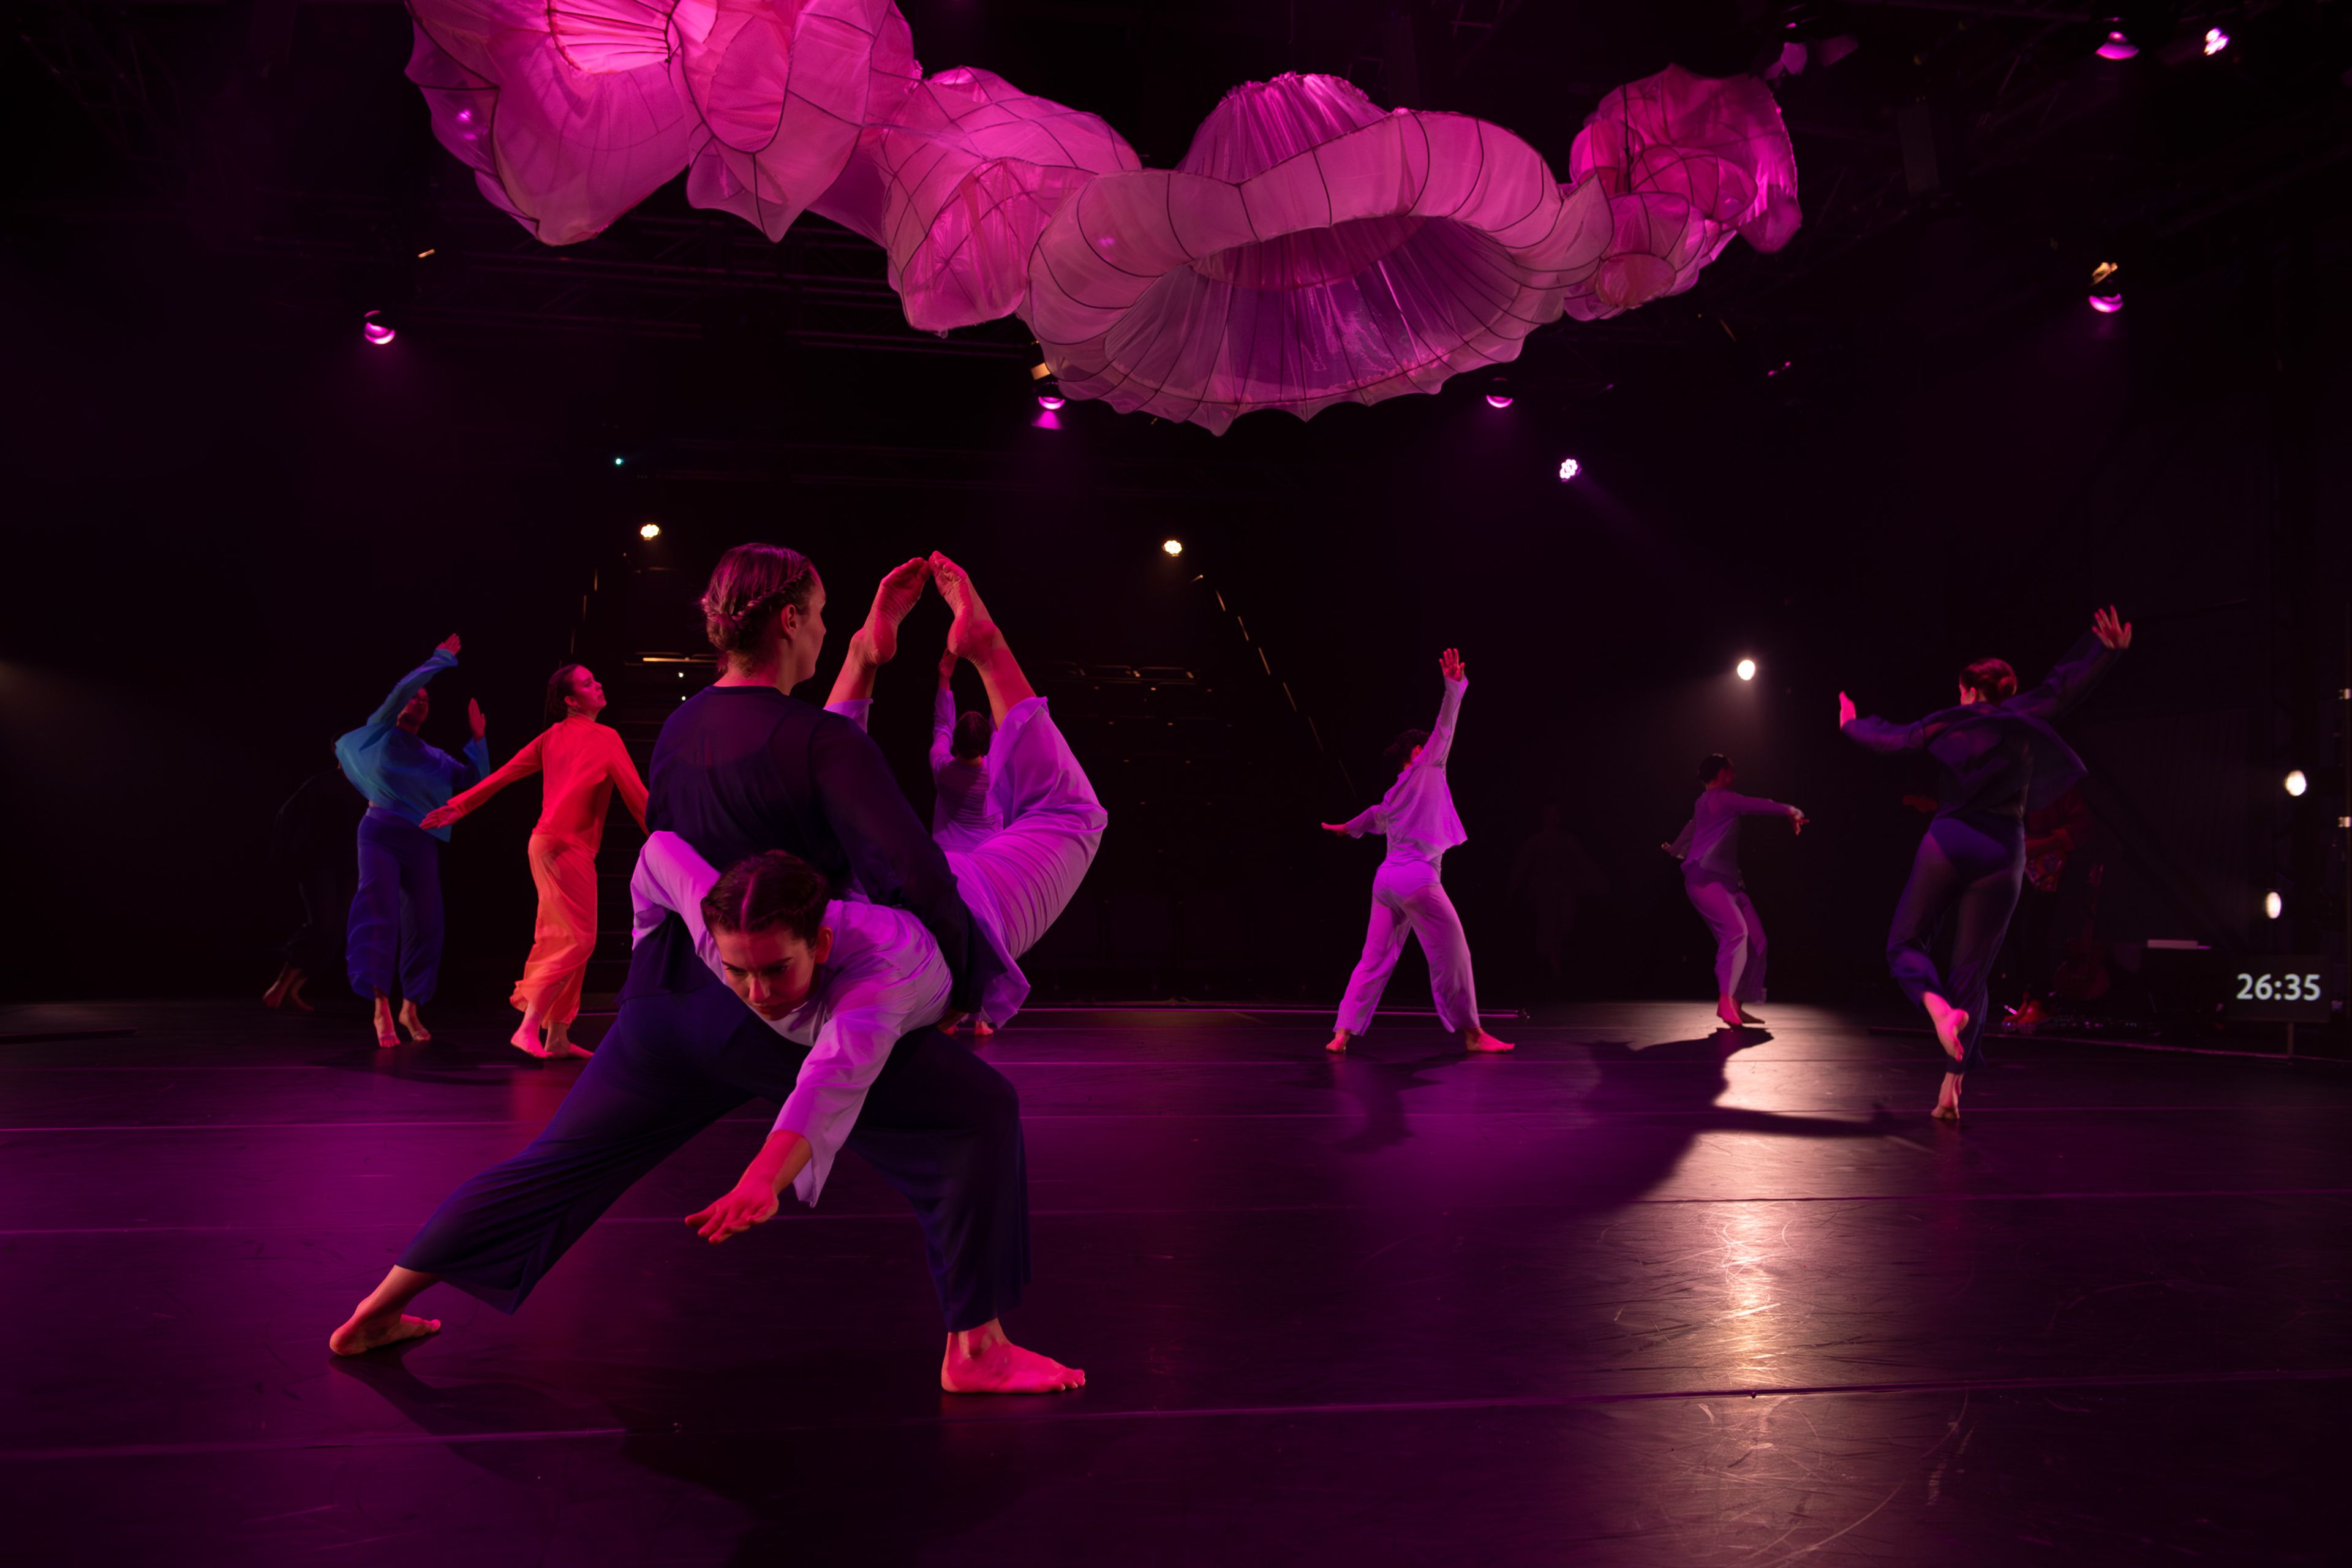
[
  {"xmin": 1342, "ymin": 677, "xmax": 1469, "ymax": 871},
  {"xmin": 1670, "ymin": 788, "xmax": 1801, "ymax": 888}
]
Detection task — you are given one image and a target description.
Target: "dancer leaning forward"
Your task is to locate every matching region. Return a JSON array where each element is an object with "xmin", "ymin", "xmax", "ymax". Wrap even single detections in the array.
[{"xmin": 331, "ymin": 547, "xmax": 1099, "ymax": 1393}]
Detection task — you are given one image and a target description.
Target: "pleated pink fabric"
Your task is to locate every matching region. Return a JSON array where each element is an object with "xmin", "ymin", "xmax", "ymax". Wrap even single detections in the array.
[{"xmin": 402, "ymin": 4, "xmax": 1800, "ymax": 431}]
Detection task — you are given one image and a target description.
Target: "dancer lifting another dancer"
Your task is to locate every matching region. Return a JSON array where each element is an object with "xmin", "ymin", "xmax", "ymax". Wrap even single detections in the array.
[
  {"xmin": 335, "ymin": 636, "xmax": 487, "ymax": 1049},
  {"xmin": 1841, "ymin": 606, "xmax": 2132, "ymax": 1121},
  {"xmin": 1322, "ymin": 649, "xmax": 1512, "ymax": 1055},
  {"xmin": 331, "ymin": 545, "xmax": 1087, "ymax": 1393},
  {"xmin": 420, "ymin": 664, "xmax": 648, "ymax": 1059},
  {"xmin": 1664, "ymin": 755, "xmax": 1806, "ymax": 1029}
]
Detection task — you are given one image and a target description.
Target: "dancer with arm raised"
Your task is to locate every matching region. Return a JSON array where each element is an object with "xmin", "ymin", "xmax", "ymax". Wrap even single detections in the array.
[
  {"xmin": 1321, "ymin": 649, "xmax": 1512, "ymax": 1056},
  {"xmin": 1663, "ymin": 755, "xmax": 1806, "ymax": 1030},
  {"xmin": 1841, "ymin": 606, "xmax": 2132, "ymax": 1121}
]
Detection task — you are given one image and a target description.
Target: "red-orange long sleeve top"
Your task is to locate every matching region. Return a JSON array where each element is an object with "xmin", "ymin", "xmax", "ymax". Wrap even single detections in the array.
[{"xmin": 439, "ymin": 715, "xmax": 648, "ymax": 852}]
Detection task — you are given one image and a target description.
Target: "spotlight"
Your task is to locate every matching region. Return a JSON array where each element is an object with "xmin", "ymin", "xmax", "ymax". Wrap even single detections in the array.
[
  {"xmin": 2089, "ymin": 260, "xmax": 2123, "ymax": 314},
  {"xmin": 639, "ymin": 522, "xmax": 662, "ymax": 540},
  {"xmin": 2264, "ymin": 890, "xmax": 2284, "ymax": 921},
  {"xmin": 1161, "ymin": 538, "xmax": 1184, "ymax": 557},
  {"xmin": 1485, "ymin": 393, "xmax": 1514, "ymax": 410},
  {"xmin": 1030, "ymin": 357, "xmax": 1063, "ymax": 412},
  {"xmin": 1736, "ymin": 658, "xmax": 1757, "ymax": 682},
  {"xmin": 2285, "ymin": 769, "xmax": 2309, "ymax": 797},
  {"xmin": 1556, "ymin": 457, "xmax": 1581, "ymax": 482},
  {"xmin": 612, "ymin": 456, "xmax": 625, "ymax": 467},
  {"xmin": 1036, "ymin": 393, "xmax": 1066, "ymax": 410},
  {"xmin": 2097, "ymin": 29, "xmax": 2138, "ymax": 61},
  {"xmin": 1483, "ymin": 375, "xmax": 1513, "ymax": 410},
  {"xmin": 2089, "ymin": 295, "xmax": 2124, "ymax": 314},
  {"xmin": 2203, "ymin": 26, "xmax": 2228, "ymax": 56},
  {"xmin": 361, "ymin": 309, "xmax": 396, "ymax": 347}
]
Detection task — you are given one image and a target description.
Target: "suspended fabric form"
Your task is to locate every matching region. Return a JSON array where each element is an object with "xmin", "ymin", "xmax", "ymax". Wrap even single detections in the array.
[{"xmin": 402, "ymin": 2, "xmax": 1798, "ymax": 431}]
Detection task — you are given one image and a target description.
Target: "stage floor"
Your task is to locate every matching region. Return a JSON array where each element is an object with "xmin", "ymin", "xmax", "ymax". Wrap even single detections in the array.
[{"xmin": 3, "ymin": 999, "xmax": 2345, "ymax": 1566}]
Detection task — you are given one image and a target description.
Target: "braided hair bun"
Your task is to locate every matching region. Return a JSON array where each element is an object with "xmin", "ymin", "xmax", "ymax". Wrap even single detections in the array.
[{"xmin": 700, "ymin": 543, "xmax": 818, "ymax": 657}]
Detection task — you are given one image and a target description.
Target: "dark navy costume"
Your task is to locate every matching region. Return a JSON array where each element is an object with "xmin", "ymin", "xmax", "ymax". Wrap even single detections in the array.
[{"xmin": 399, "ymin": 685, "xmax": 1025, "ymax": 1331}]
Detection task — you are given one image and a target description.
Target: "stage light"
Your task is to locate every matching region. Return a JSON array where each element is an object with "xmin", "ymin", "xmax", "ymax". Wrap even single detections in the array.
[
  {"xmin": 2089, "ymin": 260, "xmax": 2123, "ymax": 314},
  {"xmin": 361, "ymin": 310, "xmax": 396, "ymax": 347},
  {"xmin": 1736, "ymin": 658, "xmax": 1757, "ymax": 682},
  {"xmin": 1485, "ymin": 393, "xmax": 1513, "ymax": 410},
  {"xmin": 2203, "ymin": 26, "xmax": 2228, "ymax": 55},
  {"xmin": 2089, "ymin": 294, "xmax": 2124, "ymax": 314},
  {"xmin": 2285, "ymin": 769, "xmax": 2309, "ymax": 797},
  {"xmin": 1556, "ymin": 457, "xmax": 1581, "ymax": 481},
  {"xmin": 639, "ymin": 522, "xmax": 662, "ymax": 540},
  {"xmin": 612, "ymin": 456, "xmax": 625, "ymax": 466},
  {"xmin": 2097, "ymin": 29, "xmax": 2137, "ymax": 60},
  {"xmin": 1037, "ymin": 393, "xmax": 1066, "ymax": 410},
  {"xmin": 1161, "ymin": 538, "xmax": 1184, "ymax": 557},
  {"xmin": 2264, "ymin": 890, "xmax": 2284, "ymax": 920}
]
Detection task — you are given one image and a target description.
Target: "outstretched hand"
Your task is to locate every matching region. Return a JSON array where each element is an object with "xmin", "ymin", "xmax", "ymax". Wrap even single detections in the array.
[
  {"xmin": 1439, "ymin": 647, "xmax": 1466, "ymax": 682},
  {"xmin": 1789, "ymin": 809, "xmax": 1808, "ymax": 836},
  {"xmin": 420, "ymin": 802, "xmax": 460, "ymax": 831},
  {"xmin": 938, "ymin": 648, "xmax": 959, "ymax": 681},
  {"xmin": 467, "ymin": 698, "xmax": 487, "ymax": 739},
  {"xmin": 2092, "ymin": 605, "xmax": 2133, "ymax": 650},
  {"xmin": 1838, "ymin": 692, "xmax": 1857, "ymax": 728},
  {"xmin": 1319, "ymin": 821, "xmax": 1351, "ymax": 835},
  {"xmin": 437, "ymin": 634, "xmax": 461, "ymax": 656},
  {"xmin": 684, "ymin": 1183, "xmax": 780, "ymax": 1245}
]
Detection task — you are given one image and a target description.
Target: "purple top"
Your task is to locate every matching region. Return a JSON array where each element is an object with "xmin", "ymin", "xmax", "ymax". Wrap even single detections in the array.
[
  {"xmin": 1343, "ymin": 677, "xmax": 1468, "ymax": 869},
  {"xmin": 1670, "ymin": 788, "xmax": 1800, "ymax": 887}
]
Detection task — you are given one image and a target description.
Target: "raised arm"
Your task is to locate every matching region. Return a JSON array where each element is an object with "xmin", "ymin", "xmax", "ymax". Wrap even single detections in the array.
[
  {"xmin": 1420, "ymin": 649, "xmax": 1469, "ymax": 769},
  {"xmin": 423, "ymin": 726, "xmax": 546, "ymax": 828},
  {"xmin": 1840, "ymin": 691, "xmax": 1929, "ymax": 756},
  {"xmin": 363, "ymin": 638, "xmax": 459, "ymax": 728},
  {"xmin": 810, "ymin": 717, "xmax": 995, "ymax": 1014},
  {"xmin": 456, "ymin": 701, "xmax": 490, "ymax": 788},
  {"xmin": 1322, "ymin": 803, "xmax": 1385, "ymax": 837},
  {"xmin": 2010, "ymin": 613, "xmax": 2128, "ymax": 723}
]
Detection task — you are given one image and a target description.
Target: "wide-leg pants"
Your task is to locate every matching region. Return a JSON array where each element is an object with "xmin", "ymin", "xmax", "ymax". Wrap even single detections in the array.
[
  {"xmin": 398, "ymin": 979, "xmax": 1030, "ymax": 1330},
  {"xmin": 347, "ymin": 809, "xmax": 444, "ymax": 1004},
  {"xmin": 511, "ymin": 834, "xmax": 598, "ymax": 1027},
  {"xmin": 1684, "ymin": 873, "xmax": 1767, "ymax": 1002},
  {"xmin": 1885, "ymin": 812, "xmax": 2026, "ymax": 1076},
  {"xmin": 1335, "ymin": 861, "xmax": 1481, "ymax": 1036}
]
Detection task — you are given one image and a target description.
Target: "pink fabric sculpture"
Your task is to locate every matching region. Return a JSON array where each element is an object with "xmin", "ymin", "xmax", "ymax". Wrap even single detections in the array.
[{"xmin": 402, "ymin": 2, "xmax": 1798, "ymax": 432}]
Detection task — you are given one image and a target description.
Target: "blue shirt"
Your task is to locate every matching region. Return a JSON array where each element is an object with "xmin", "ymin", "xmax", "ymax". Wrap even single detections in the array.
[{"xmin": 334, "ymin": 649, "xmax": 488, "ymax": 842}]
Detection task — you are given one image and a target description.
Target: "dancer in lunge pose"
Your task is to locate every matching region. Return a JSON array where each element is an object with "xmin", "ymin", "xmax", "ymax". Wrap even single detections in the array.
[
  {"xmin": 930, "ymin": 649, "xmax": 1001, "ymax": 853},
  {"xmin": 1321, "ymin": 649, "xmax": 1512, "ymax": 1055},
  {"xmin": 1664, "ymin": 756, "xmax": 1806, "ymax": 1030},
  {"xmin": 335, "ymin": 636, "xmax": 488, "ymax": 1048},
  {"xmin": 1841, "ymin": 606, "xmax": 2132, "ymax": 1121},
  {"xmin": 331, "ymin": 546, "xmax": 1083, "ymax": 1393},
  {"xmin": 420, "ymin": 665, "xmax": 648, "ymax": 1058}
]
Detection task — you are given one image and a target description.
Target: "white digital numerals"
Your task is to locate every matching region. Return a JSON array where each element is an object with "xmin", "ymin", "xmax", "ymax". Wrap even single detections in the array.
[{"xmin": 2235, "ymin": 972, "xmax": 2323, "ymax": 1003}]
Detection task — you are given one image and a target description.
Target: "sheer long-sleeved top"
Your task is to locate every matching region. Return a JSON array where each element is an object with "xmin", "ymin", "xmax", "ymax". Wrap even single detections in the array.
[
  {"xmin": 930, "ymin": 683, "xmax": 1001, "ymax": 848},
  {"xmin": 631, "ymin": 831, "xmax": 949, "ymax": 1206},
  {"xmin": 434, "ymin": 715, "xmax": 649, "ymax": 851},
  {"xmin": 622, "ymin": 684, "xmax": 999, "ymax": 1015},
  {"xmin": 334, "ymin": 649, "xmax": 488, "ymax": 842},
  {"xmin": 1669, "ymin": 788, "xmax": 1801, "ymax": 887},
  {"xmin": 1844, "ymin": 632, "xmax": 2122, "ymax": 820},
  {"xmin": 1340, "ymin": 677, "xmax": 1469, "ymax": 870}
]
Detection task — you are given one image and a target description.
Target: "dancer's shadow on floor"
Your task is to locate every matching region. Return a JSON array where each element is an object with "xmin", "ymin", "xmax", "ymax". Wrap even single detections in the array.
[{"xmin": 1323, "ymin": 1048, "xmax": 1463, "ymax": 1153}]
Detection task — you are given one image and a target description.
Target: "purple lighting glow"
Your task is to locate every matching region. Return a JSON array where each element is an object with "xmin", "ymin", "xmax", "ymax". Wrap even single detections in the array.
[
  {"xmin": 362, "ymin": 311, "xmax": 396, "ymax": 346},
  {"xmin": 1556, "ymin": 457, "xmax": 1581, "ymax": 482},
  {"xmin": 2096, "ymin": 30, "xmax": 2137, "ymax": 60},
  {"xmin": 2088, "ymin": 293, "xmax": 2124, "ymax": 314},
  {"xmin": 1485, "ymin": 393, "xmax": 1513, "ymax": 409},
  {"xmin": 2204, "ymin": 27, "xmax": 2229, "ymax": 56},
  {"xmin": 1036, "ymin": 393, "xmax": 1066, "ymax": 410}
]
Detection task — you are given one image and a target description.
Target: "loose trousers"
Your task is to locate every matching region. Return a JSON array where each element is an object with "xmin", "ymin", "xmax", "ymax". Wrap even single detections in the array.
[
  {"xmin": 347, "ymin": 809, "xmax": 445, "ymax": 1004},
  {"xmin": 1335, "ymin": 861, "xmax": 1481, "ymax": 1036},
  {"xmin": 1684, "ymin": 874, "xmax": 1767, "ymax": 1003},
  {"xmin": 512, "ymin": 834, "xmax": 598, "ymax": 1027},
  {"xmin": 1885, "ymin": 812, "xmax": 2026, "ymax": 1076},
  {"xmin": 398, "ymin": 980, "xmax": 1030, "ymax": 1331}
]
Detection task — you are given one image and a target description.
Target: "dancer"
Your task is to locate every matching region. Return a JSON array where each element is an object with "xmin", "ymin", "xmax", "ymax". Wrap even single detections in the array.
[
  {"xmin": 335, "ymin": 635, "xmax": 488, "ymax": 1048},
  {"xmin": 263, "ymin": 756, "xmax": 365, "ymax": 1013},
  {"xmin": 1321, "ymin": 649, "xmax": 1512, "ymax": 1055},
  {"xmin": 1663, "ymin": 756, "xmax": 1806, "ymax": 1029},
  {"xmin": 330, "ymin": 546, "xmax": 1083, "ymax": 1393},
  {"xmin": 1841, "ymin": 606, "xmax": 2132, "ymax": 1120},
  {"xmin": 420, "ymin": 665, "xmax": 649, "ymax": 1058},
  {"xmin": 930, "ymin": 649, "xmax": 1002, "ymax": 853}
]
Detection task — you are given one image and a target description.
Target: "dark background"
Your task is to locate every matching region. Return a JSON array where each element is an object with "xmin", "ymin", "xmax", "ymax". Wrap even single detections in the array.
[{"xmin": 2, "ymin": 1, "xmax": 2346, "ymax": 1014}]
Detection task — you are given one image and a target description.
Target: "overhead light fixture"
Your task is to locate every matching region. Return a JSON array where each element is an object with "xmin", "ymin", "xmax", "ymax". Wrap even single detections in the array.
[
  {"xmin": 2089, "ymin": 260, "xmax": 2123, "ymax": 314},
  {"xmin": 1556, "ymin": 456, "xmax": 1581, "ymax": 482},
  {"xmin": 1161, "ymin": 538, "xmax": 1184, "ymax": 557},
  {"xmin": 2097, "ymin": 29, "xmax": 2138, "ymax": 61},
  {"xmin": 2285, "ymin": 769, "xmax": 2309, "ymax": 797},
  {"xmin": 2264, "ymin": 890, "xmax": 2284, "ymax": 921},
  {"xmin": 1485, "ymin": 393, "xmax": 1513, "ymax": 410},
  {"xmin": 639, "ymin": 522, "xmax": 662, "ymax": 540},
  {"xmin": 2203, "ymin": 27, "xmax": 2228, "ymax": 56},
  {"xmin": 361, "ymin": 309, "xmax": 396, "ymax": 346},
  {"xmin": 1736, "ymin": 658, "xmax": 1757, "ymax": 682}
]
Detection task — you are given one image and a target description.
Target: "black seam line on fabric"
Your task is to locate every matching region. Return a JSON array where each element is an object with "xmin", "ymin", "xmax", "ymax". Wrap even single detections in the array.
[
  {"xmin": 9, "ymin": 1189, "xmax": 2349, "ymax": 1236},
  {"xmin": 9, "ymin": 1368, "xmax": 2348, "ymax": 1463}
]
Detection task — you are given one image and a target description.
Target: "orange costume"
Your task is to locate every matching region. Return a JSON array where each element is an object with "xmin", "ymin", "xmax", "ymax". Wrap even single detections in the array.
[{"xmin": 437, "ymin": 716, "xmax": 649, "ymax": 1028}]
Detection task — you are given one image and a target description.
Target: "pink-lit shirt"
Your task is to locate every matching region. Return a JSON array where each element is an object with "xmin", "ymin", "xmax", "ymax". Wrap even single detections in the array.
[
  {"xmin": 1341, "ymin": 676, "xmax": 1469, "ymax": 869},
  {"xmin": 437, "ymin": 715, "xmax": 648, "ymax": 851}
]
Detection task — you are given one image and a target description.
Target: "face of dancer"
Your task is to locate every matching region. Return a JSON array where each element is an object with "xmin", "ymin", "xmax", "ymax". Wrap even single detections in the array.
[
  {"xmin": 567, "ymin": 667, "xmax": 607, "ymax": 719},
  {"xmin": 398, "ymin": 687, "xmax": 429, "ymax": 731},
  {"xmin": 775, "ymin": 575, "xmax": 828, "ymax": 690},
  {"xmin": 714, "ymin": 923, "xmax": 836, "ymax": 1019}
]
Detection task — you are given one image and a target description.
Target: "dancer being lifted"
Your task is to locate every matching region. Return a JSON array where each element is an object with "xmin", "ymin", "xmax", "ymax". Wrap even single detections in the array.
[
  {"xmin": 1664, "ymin": 755, "xmax": 1806, "ymax": 1029},
  {"xmin": 1841, "ymin": 606, "xmax": 2132, "ymax": 1121},
  {"xmin": 420, "ymin": 665, "xmax": 648, "ymax": 1059},
  {"xmin": 1321, "ymin": 649, "xmax": 1512, "ymax": 1055},
  {"xmin": 929, "ymin": 649, "xmax": 1002, "ymax": 853},
  {"xmin": 331, "ymin": 545, "xmax": 1084, "ymax": 1393},
  {"xmin": 335, "ymin": 635, "xmax": 487, "ymax": 1049}
]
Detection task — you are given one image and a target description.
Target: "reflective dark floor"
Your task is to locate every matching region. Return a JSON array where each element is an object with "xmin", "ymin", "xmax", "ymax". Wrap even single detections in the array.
[{"xmin": 4, "ymin": 999, "xmax": 2345, "ymax": 1566}]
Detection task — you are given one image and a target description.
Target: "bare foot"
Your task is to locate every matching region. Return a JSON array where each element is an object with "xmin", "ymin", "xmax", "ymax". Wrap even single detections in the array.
[
  {"xmin": 284, "ymin": 977, "xmax": 315, "ymax": 1014},
  {"xmin": 1324, "ymin": 1030, "xmax": 1351, "ymax": 1054},
  {"xmin": 511, "ymin": 1020, "xmax": 551, "ymax": 1059},
  {"xmin": 1736, "ymin": 1006, "xmax": 1765, "ymax": 1025},
  {"xmin": 1463, "ymin": 1029, "xmax": 1514, "ymax": 1053},
  {"xmin": 861, "ymin": 556, "xmax": 931, "ymax": 665},
  {"xmin": 1929, "ymin": 1006, "xmax": 1969, "ymax": 1065},
  {"xmin": 545, "ymin": 1023, "xmax": 589, "ymax": 1058},
  {"xmin": 971, "ymin": 1020, "xmax": 995, "ymax": 1041},
  {"xmin": 398, "ymin": 1002, "xmax": 432, "ymax": 1043},
  {"xmin": 328, "ymin": 1310, "xmax": 442, "ymax": 1357},
  {"xmin": 1716, "ymin": 1001, "xmax": 1746, "ymax": 1030},
  {"xmin": 263, "ymin": 963, "xmax": 301, "ymax": 1009},
  {"xmin": 940, "ymin": 1327, "xmax": 1085, "ymax": 1394},
  {"xmin": 552, "ymin": 1041, "xmax": 594, "ymax": 1059},
  {"xmin": 373, "ymin": 999, "xmax": 399, "ymax": 1050},
  {"xmin": 1932, "ymin": 1070, "xmax": 1963, "ymax": 1123},
  {"xmin": 1931, "ymin": 1102, "xmax": 1961, "ymax": 1123},
  {"xmin": 928, "ymin": 552, "xmax": 1005, "ymax": 663}
]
